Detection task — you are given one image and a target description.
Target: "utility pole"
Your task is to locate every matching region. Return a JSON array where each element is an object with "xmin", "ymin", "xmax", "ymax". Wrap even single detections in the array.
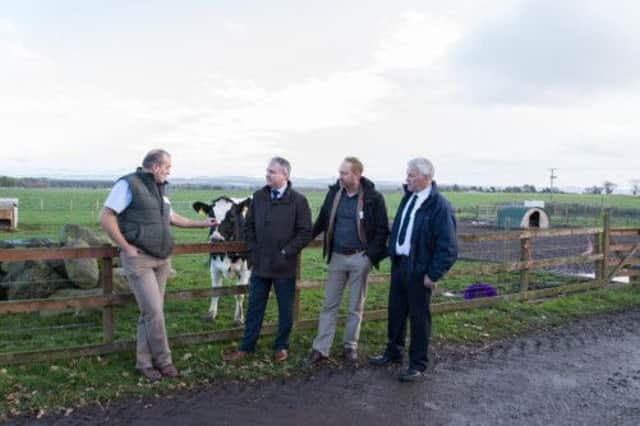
[{"xmin": 548, "ymin": 168, "xmax": 558, "ymax": 202}]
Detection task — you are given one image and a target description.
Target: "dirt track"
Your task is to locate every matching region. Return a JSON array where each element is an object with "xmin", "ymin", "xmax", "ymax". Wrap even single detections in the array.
[{"xmin": 13, "ymin": 309, "xmax": 640, "ymax": 426}]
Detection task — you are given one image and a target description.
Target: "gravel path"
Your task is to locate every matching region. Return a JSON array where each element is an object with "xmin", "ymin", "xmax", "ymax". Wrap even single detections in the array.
[{"xmin": 14, "ymin": 309, "xmax": 640, "ymax": 426}]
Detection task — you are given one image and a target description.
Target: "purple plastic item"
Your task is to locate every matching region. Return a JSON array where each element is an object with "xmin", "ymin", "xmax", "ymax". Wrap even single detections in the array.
[{"xmin": 463, "ymin": 283, "xmax": 497, "ymax": 300}]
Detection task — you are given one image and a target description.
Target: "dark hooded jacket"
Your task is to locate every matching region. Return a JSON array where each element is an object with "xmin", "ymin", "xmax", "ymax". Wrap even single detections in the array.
[{"xmin": 312, "ymin": 176, "xmax": 389, "ymax": 268}]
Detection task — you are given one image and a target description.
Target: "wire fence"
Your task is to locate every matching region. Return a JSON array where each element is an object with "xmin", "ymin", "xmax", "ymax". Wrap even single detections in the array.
[
  {"xmin": 2, "ymin": 221, "xmax": 639, "ymax": 364},
  {"xmin": 2, "ymin": 187, "xmax": 640, "ymax": 362},
  {"xmin": 456, "ymin": 202, "xmax": 640, "ymax": 227}
]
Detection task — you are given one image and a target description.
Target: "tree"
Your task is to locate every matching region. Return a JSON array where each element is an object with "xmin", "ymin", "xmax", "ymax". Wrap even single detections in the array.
[
  {"xmin": 630, "ymin": 179, "xmax": 640, "ymax": 196},
  {"xmin": 603, "ymin": 181, "xmax": 617, "ymax": 195},
  {"xmin": 584, "ymin": 185, "xmax": 603, "ymax": 195}
]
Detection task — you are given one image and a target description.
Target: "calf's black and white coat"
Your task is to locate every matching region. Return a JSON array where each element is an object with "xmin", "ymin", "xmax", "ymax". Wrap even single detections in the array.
[{"xmin": 193, "ymin": 196, "xmax": 252, "ymax": 325}]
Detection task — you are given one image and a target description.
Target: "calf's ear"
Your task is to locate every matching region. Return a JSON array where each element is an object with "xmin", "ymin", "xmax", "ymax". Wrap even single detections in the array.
[
  {"xmin": 192, "ymin": 201, "xmax": 212, "ymax": 216},
  {"xmin": 239, "ymin": 197, "xmax": 252, "ymax": 210}
]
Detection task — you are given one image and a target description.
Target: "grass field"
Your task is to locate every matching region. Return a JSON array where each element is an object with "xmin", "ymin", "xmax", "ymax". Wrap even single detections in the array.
[
  {"xmin": 1, "ymin": 186, "xmax": 639, "ymax": 418},
  {"xmin": 1, "ymin": 187, "xmax": 639, "ymax": 237}
]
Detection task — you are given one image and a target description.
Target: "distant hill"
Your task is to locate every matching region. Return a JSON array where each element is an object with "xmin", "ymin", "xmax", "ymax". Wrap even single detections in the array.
[{"xmin": 3, "ymin": 175, "xmax": 635, "ymax": 194}]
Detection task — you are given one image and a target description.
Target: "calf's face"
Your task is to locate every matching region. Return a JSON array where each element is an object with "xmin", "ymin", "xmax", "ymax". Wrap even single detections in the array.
[{"xmin": 192, "ymin": 197, "xmax": 251, "ymax": 242}]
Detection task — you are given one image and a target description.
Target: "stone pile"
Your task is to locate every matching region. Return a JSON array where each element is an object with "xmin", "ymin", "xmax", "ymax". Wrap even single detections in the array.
[{"xmin": 0, "ymin": 225, "xmax": 132, "ymax": 302}]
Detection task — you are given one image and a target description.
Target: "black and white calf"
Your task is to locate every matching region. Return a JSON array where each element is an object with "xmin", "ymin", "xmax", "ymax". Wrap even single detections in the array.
[{"xmin": 192, "ymin": 196, "xmax": 252, "ymax": 325}]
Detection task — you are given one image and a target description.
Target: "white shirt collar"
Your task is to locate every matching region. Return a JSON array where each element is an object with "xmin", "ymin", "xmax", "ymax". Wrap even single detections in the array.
[
  {"xmin": 271, "ymin": 183, "xmax": 288, "ymax": 198},
  {"xmin": 412, "ymin": 184, "xmax": 432, "ymax": 201}
]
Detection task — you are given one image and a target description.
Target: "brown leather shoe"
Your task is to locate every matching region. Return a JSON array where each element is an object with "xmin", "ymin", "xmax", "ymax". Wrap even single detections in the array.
[
  {"xmin": 159, "ymin": 364, "xmax": 179, "ymax": 378},
  {"xmin": 274, "ymin": 349, "xmax": 288, "ymax": 362},
  {"xmin": 137, "ymin": 367, "xmax": 162, "ymax": 382},
  {"xmin": 303, "ymin": 349, "xmax": 327, "ymax": 368},
  {"xmin": 223, "ymin": 350, "xmax": 250, "ymax": 362},
  {"xmin": 342, "ymin": 348, "xmax": 358, "ymax": 363}
]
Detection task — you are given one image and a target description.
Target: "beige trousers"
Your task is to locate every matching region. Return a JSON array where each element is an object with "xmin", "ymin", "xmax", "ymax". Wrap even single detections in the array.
[
  {"xmin": 120, "ymin": 252, "xmax": 173, "ymax": 369},
  {"xmin": 312, "ymin": 251, "xmax": 371, "ymax": 356}
]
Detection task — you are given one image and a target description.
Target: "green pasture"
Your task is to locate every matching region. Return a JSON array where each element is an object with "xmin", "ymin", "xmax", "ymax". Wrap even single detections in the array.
[
  {"xmin": 1, "ymin": 186, "xmax": 640, "ymax": 419},
  {"xmin": 0, "ymin": 187, "xmax": 638, "ymax": 235}
]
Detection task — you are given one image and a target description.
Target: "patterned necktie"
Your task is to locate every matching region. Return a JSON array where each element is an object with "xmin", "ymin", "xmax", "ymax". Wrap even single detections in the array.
[
  {"xmin": 397, "ymin": 194, "xmax": 418, "ymax": 246},
  {"xmin": 271, "ymin": 189, "xmax": 279, "ymax": 200}
]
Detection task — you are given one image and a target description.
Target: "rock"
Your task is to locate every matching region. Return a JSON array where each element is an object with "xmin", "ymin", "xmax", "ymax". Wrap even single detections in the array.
[
  {"xmin": 4, "ymin": 261, "xmax": 26, "ymax": 278},
  {"xmin": 59, "ymin": 224, "xmax": 111, "ymax": 247},
  {"xmin": 45, "ymin": 259, "xmax": 68, "ymax": 278},
  {"xmin": 22, "ymin": 238, "xmax": 60, "ymax": 248},
  {"xmin": 5, "ymin": 261, "xmax": 71, "ymax": 300},
  {"xmin": 0, "ymin": 238, "xmax": 59, "ymax": 248},
  {"xmin": 0, "ymin": 240, "xmax": 15, "ymax": 249},
  {"xmin": 64, "ymin": 240, "xmax": 100, "ymax": 289},
  {"xmin": 112, "ymin": 267, "xmax": 131, "ymax": 294}
]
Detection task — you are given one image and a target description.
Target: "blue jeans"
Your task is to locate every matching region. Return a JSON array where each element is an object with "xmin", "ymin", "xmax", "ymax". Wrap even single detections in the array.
[{"xmin": 239, "ymin": 275, "xmax": 296, "ymax": 352}]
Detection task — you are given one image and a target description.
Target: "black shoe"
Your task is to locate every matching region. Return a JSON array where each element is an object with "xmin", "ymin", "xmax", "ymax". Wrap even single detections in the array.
[
  {"xmin": 368, "ymin": 353, "xmax": 402, "ymax": 367},
  {"xmin": 398, "ymin": 368, "xmax": 425, "ymax": 382},
  {"xmin": 342, "ymin": 348, "xmax": 358, "ymax": 363},
  {"xmin": 303, "ymin": 349, "xmax": 328, "ymax": 368}
]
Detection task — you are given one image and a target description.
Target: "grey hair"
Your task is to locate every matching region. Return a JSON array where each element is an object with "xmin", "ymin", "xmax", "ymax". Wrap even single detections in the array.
[
  {"xmin": 269, "ymin": 156, "xmax": 291, "ymax": 177},
  {"xmin": 407, "ymin": 157, "xmax": 434, "ymax": 178},
  {"xmin": 142, "ymin": 149, "xmax": 171, "ymax": 169}
]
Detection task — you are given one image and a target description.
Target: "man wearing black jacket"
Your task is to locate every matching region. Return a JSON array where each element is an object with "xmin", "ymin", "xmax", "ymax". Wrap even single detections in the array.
[
  {"xmin": 224, "ymin": 157, "xmax": 312, "ymax": 363},
  {"xmin": 369, "ymin": 157, "xmax": 457, "ymax": 381},
  {"xmin": 305, "ymin": 157, "xmax": 389, "ymax": 366}
]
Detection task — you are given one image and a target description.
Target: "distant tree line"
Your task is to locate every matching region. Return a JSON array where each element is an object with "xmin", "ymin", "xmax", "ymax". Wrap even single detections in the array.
[
  {"xmin": 0, "ymin": 176, "xmax": 114, "ymax": 188},
  {"xmin": 3, "ymin": 174, "xmax": 639, "ymax": 195},
  {"xmin": 440, "ymin": 184, "xmax": 557, "ymax": 194},
  {"xmin": 0, "ymin": 175, "xmax": 251, "ymax": 190}
]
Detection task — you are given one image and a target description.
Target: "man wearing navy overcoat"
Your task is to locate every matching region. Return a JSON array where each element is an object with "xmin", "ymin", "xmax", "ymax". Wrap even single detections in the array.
[{"xmin": 369, "ymin": 157, "xmax": 457, "ymax": 381}]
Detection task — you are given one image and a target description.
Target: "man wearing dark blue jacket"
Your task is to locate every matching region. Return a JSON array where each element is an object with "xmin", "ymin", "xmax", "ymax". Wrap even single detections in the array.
[{"xmin": 368, "ymin": 157, "xmax": 457, "ymax": 381}]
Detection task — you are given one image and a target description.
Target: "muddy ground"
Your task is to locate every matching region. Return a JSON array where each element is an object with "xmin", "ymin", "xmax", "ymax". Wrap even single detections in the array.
[{"xmin": 11, "ymin": 308, "xmax": 640, "ymax": 426}]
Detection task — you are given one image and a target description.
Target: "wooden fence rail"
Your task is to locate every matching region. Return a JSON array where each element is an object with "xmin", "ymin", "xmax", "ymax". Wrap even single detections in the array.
[{"xmin": 1, "ymin": 212, "xmax": 638, "ymax": 365}]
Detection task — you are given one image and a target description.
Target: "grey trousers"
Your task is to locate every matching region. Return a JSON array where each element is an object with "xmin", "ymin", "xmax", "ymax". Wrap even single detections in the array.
[
  {"xmin": 312, "ymin": 251, "xmax": 371, "ymax": 356},
  {"xmin": 120, "ymin": 252, "xmax": 173, "ymax": 369}
]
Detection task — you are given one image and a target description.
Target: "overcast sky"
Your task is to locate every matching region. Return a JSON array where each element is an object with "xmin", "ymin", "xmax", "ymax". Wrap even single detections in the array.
[{"xmin": 1, "ymin": 0, "xmax": 639, "ymax": 190}]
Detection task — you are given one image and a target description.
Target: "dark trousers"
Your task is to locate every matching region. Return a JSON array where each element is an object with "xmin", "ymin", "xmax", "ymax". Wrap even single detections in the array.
[
  {"xmin": 239, "ymin": 275, "xmax": 296, "ymax": 352},
  {"xmin": 385, "ymin": 256, "xmax": 432, "ymax": 372}
]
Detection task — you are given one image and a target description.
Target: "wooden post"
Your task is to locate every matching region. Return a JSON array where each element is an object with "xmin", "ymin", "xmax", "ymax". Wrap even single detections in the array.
[
  {"xmin": 101, "ymin": 257, "xmax": 114, "ymax": 344},
  {"xmin": 594, "ymin": 231, "xmax": 602, "ymax": 281},
  {"xmin": 293, "ymin": 253, "xmax": 301, "ymax": 323},
  {"xmin": 520, "ymin": 237, "xmax": 531, "ymax": 297},
  {"xmin": 601, "ymin": 210, "xmax": 610, "ymax": 282}
]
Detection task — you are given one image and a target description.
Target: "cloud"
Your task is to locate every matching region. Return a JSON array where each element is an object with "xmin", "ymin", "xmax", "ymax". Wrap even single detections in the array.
[
  {"xmin": 2, "ymin": 3, "xmax": 639, "ymax": 189},
  {"xmin": 0, "ymin": 17, "xmax": 17, "ymax": 34},
  {"xmin": 373, "ymin": 11, "xmax": 460, "ymax": 71},
  {"xmin": 452, "ymin": 0, "xmax": 640, "ymax": 103}
]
